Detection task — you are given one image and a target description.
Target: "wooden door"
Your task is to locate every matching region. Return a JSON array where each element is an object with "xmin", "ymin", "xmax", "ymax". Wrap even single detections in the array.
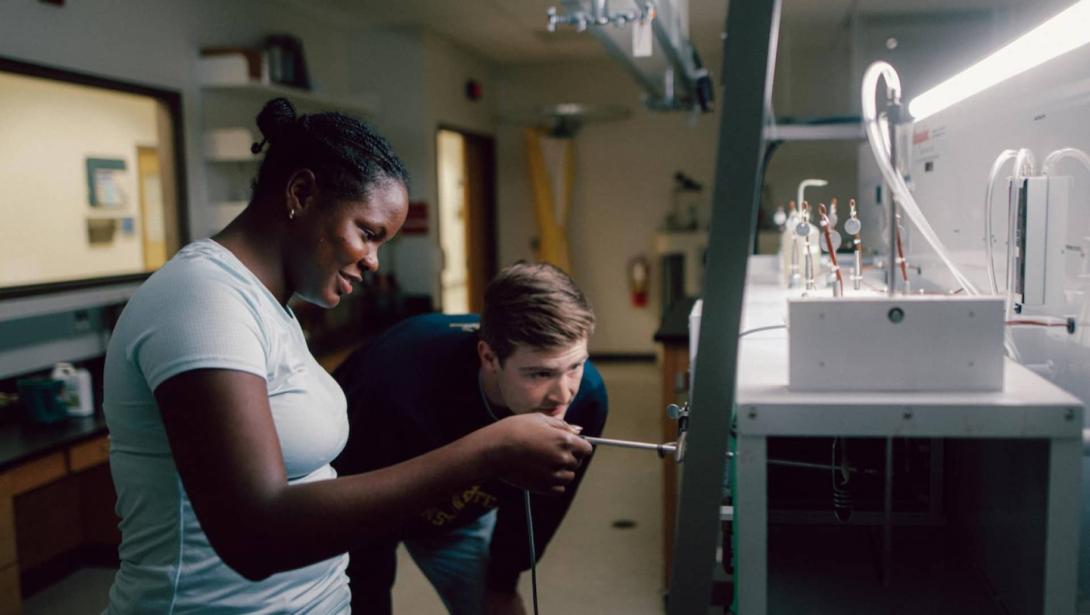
[{"xmin": 459, "ymin": 132, "xmax": 497, "ymax": 314}]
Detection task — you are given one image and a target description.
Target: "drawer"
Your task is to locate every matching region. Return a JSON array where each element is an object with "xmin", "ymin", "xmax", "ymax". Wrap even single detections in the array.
[
  {"xmin": 0, "ymin": 562, "xmax": 20, "ymax": 615},
  {"xmin": 69, "ymin": 435, "xmax": 110, "ymax": 472},
  {"xmin": 5, "ymin": 452, "xmax": 66, "ymax": 496},
  {"xmin": 0, "ymin": 488, "xmax": 14, "ymax": 567}
]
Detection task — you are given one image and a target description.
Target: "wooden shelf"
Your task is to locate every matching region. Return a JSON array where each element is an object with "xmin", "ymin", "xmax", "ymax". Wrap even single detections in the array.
[
  {"xmin": 204, "ymin": 154, "xmax": 261, "ymax": 163},
  {"xmin": 201, "ymin": 80, "xmax": 376, "ymax": 117}
]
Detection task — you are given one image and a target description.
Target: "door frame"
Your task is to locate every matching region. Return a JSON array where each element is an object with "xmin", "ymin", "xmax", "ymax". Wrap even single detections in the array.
[{"xmin": 435, "ymin": 125, "xmax": 497, "ymax": 314}]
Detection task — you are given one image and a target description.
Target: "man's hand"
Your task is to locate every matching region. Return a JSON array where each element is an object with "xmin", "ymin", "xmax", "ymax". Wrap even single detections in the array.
[{"xmin": 485, "ymin": 589, "xmax": 527, "ymax": 615}]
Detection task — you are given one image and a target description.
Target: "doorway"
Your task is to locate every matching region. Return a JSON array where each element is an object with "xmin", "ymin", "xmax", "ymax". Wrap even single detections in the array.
[{"xmin": 436, "ymin": 128, "xmax": 496, "ymax": 314}]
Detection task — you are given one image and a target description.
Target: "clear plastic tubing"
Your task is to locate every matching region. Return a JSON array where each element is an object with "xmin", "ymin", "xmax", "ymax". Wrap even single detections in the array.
[
  {"xmin": 1043, "ymin": 147, "xmax": 1090, "ymax": 176},
  {"xmin": 984, "ymin": 149, "xmax": 1018, "ymax": 295},
  {"xmin": 861, "ymin": 61, "xmax": 978, "ymax": 294}
]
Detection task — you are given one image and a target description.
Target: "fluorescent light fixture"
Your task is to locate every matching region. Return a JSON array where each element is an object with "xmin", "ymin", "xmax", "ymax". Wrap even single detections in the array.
[{"xmin": 908, "ymin": 0, "xmax": 1090, "ymax": 120}]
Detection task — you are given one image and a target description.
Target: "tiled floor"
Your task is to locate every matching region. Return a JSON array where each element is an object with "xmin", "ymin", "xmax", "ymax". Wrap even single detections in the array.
[
  {"xmin": 23, "ymin": 361, "xmax": 667, "ymax": 614},
  {"xmin": 24, "ymin": 566, "xmax": 114, "ymax": 615}
]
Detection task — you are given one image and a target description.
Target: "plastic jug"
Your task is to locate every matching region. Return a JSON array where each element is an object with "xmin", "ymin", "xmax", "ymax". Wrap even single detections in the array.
[{"xmin": 51, "ymin": 362, "xmax": 94, "ymax": 417}]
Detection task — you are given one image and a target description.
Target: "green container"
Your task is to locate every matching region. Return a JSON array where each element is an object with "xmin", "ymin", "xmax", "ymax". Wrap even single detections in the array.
[{"xmin": 16, "ymin": 378, "xmax": 69, "ymax": 424}]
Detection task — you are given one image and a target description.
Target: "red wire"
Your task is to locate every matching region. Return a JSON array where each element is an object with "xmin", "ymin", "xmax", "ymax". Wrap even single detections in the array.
[{"xmin": 895, "ymin": 217, "xmax": 909, "ymax": 283}]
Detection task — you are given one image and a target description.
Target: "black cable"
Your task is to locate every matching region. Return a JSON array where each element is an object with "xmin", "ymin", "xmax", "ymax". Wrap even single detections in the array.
[
  {"xmin": 738, "ymin": 324, "xmax": 787, "ymax": 338},
  {"xmin": 523, "ymin": 490, "xmax": 540, "ymax": 615},
  {"xmin": 832, "ymin": 438, "xmax": 853, "ymax": 523}
]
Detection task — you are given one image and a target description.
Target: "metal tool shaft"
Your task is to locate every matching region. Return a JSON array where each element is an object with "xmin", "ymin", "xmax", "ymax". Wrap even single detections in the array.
[{"xmin": 582, "ymin": 435, "xmax": 677, "ymax": 455}]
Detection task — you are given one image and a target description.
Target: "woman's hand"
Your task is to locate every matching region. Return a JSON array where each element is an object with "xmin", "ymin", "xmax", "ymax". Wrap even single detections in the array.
[{"xmin": 481, "ymin": 414, "xmax": 592, "ymax": 493}]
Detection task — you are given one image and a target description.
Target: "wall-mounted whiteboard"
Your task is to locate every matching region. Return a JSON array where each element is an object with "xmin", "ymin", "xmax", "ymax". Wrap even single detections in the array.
[{"xmin": 0, "ymin": 58, "xmax": 185, "ymax": 295}]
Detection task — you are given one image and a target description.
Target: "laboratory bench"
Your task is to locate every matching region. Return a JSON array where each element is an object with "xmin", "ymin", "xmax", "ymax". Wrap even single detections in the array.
[
  {"xmin": 0, "ymin": 414, "xmax": 114, "ymax": 615},
  {"xmin": 728, "ymin": 257, "xmax": 1083, "ymax": 614},
  {"xmin": 0, "ymin": 341, "xmax": 366, "ymax": 615},
  {"xmin": 655, "ymin": 257, "xmax": 1083, "ymax": 613}
]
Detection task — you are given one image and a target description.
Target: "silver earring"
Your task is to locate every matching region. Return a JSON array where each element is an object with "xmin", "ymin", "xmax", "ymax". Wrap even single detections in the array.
[{"xmin": 288, "ymin": 209, "xmax": 296, "ymax": 221}]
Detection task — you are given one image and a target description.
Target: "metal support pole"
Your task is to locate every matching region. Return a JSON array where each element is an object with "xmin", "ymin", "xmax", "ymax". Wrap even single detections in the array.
[
  {"xmin": 666, "ymin": 1, "xmax": 781, "ymax": 613},
  {"xmin": 1043, "ymin": 436, "xmax": 1080, "ymax": 614},
  {"xmin": 886, "ymin": 104, "xmax": 900, "ymax": 295},
  {"xmin": 735, "ymin": 435, "xmax": 768, "ymax": 614},
  {"xmin": 883, "ymin": 436, "xmax": 893, "ymax": 587}
]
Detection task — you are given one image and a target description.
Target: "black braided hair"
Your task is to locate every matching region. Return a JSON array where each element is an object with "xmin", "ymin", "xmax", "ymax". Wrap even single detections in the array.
[{"xmin": 250, "ymin": 97, "xmax": 409, "ymax": 202}]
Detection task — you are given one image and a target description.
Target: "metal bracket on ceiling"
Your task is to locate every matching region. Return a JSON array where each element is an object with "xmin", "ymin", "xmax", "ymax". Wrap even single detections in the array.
[{"xmin": 546, "ymin": 0, "xmax": 714, "ymax": 113}]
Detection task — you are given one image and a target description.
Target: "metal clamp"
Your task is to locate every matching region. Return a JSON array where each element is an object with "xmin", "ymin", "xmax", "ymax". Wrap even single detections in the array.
[{"xmin": 546, "ymin": 2, "xmax": 654, "ymax": 33}]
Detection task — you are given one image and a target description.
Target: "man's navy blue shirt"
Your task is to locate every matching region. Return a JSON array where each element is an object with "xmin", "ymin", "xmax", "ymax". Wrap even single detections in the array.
[{"xmin": 332, "ymin": 313, "xmax": 608, "ymax": 591}]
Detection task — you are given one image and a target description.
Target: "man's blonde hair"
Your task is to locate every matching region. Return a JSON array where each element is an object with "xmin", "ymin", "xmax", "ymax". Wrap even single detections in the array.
[{"xmin": 479, "ymin": 262, "xmax": 595, "ymax": 363}]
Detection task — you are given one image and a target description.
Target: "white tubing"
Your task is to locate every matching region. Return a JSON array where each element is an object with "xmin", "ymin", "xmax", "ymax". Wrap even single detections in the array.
[
  {"xmin": 984, "ymin": 150, "xmax": 1018, "ymax": 295},
  {"xmin": 983, "ymin": 149, "xmax": 1025, "ymax": 362},
  {"xmin": 1043, "ymin": 147, "xmax": 1090, "ymax": 176},
  {"xmin": 862, "ymin": 61, "xmax": 979, "ymax": 294},
  {"xmin": 797, "ymin": 179, "xmax": 828, "ymax": 213}
]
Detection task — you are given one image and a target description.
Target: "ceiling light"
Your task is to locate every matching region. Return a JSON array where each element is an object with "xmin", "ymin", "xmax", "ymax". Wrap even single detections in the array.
[{"xmin": 908, "ymin": 0, "xmax": 1090, "ymax": 120}]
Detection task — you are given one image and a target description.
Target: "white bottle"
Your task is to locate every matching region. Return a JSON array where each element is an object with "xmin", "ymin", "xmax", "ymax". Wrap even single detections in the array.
[{"xmin": 51, "ymin": 362, "xmax": 94, "ymax": 417}]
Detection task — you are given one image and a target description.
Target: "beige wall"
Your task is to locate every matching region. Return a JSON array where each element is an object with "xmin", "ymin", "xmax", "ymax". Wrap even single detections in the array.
[
  {"xmin": 350, "ymin": 30, "xmax": 497, "ymax": 297},
  {"xmin": 495, "ymin": 59, "xmax": 722, "ymax": 354},
  {"xmin": 491, "ymin": 22, "xmax": 868, "ymax": 354}
]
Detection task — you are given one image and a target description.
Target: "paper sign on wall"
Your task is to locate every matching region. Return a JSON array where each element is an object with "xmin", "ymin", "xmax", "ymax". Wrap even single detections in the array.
[{"xmin": 86, "ymin": 157, "xmax": 128, "ymax": 208}]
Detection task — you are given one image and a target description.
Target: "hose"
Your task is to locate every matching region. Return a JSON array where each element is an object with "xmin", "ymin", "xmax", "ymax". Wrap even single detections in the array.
[
  {"xmin": 864, "ymin": 61, "xmax": 1022, "ymax": 358},
  {"xmin": 861, "ymin": 61, "xmax": 979, "ymax": 295},
  {"xmin": 984, "ymin": 149, "xmax": 1019, "ymax": 295},
  {"xmin": 1042, "ymin": 147, "xmax": 1090, "ymax": 177}
]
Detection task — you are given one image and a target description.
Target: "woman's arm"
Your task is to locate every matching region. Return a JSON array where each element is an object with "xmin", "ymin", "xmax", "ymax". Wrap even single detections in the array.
[{"xmin": 156, "ymin": 368, "xmax": 590, "ymax": 581}]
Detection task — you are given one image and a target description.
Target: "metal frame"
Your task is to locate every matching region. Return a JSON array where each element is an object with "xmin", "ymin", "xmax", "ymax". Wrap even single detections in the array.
[
  {"xmin": 734, "ymin": 394, "xmax": 1082, "ymax": 614},
  {"xmin": 728, "ymin": 268, "xmax": 1082, "ymax": 614},
  {"xmin": 555, "ymin": 0, "xmax": 712, "ymax": 111},
  {"xmin": 666, "ymin": 1, "xmax": 781, "ymax": 613}
]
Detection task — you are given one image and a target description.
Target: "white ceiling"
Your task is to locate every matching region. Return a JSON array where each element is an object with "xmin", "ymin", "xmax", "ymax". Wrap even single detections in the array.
[{"xmin": 288, "ymin": 0, "xmax": 1029, "ymax": 65}]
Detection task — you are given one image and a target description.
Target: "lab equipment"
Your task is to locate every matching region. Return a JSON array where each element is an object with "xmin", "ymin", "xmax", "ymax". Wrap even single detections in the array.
[
  {"xmin": 667, "ymin": 1, "xmax": 1090, "ymax": 612},
  {"xmin": 845, "ymin": 198, "xmax": 863, "ymax": 291},
  {"xmin": 780, "ymin": 200, "xmax": 802, "ymax": 287},
  {"xmin": 817, "ymin": 203, "xmax": 843, "ymax": 297},
  {"xmin": 787, "ymin": 295, "xmax": 1005, "ymax": 392},
  {"xmin": 799, "ymin": 201, "xmax": 817, "ymax": 293},
  {"xmin": 582, "ymin": 435, "xmax": 678, "ymax": 456}
]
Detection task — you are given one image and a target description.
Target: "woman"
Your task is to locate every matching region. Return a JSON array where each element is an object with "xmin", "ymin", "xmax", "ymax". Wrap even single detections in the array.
[{"xmin": 102, "ymin": 98, "xmax": 591, "ymax": 613}]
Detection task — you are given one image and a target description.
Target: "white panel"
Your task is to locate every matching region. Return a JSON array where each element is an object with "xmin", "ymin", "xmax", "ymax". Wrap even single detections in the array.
[{"xmin": 788, "ymin": 296, "xmax": 1005, "ymax": 392}]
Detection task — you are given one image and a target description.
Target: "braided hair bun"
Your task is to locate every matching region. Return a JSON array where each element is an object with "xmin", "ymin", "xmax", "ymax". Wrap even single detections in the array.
[
  {"xmin": 249, "ymin": 96, "xmax": 409, "ymax": 201},
  {"xmin": 252, "ymin": 98, "xmax": 297, "ymax": 154}
]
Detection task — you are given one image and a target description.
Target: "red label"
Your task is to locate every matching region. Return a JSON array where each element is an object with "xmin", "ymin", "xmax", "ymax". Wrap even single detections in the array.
[
  {"xmin": 401, "ymin": 201, "xmax": 428, "ymax": 235},
  {"xmin": 912, "ymin": 130, "xmax": 930, "ymax": 145}
]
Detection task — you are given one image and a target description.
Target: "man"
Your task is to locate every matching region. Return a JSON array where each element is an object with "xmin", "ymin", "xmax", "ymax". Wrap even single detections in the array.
[{"xmin": 332, "ymin": 262, "xmax": 608, "ymax": 614}]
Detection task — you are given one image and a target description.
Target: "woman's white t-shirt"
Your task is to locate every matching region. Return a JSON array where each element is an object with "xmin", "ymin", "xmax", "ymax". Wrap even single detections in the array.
[{"xmin": 103, "ymin": 239, "xmax": 350, "ymax": 613}]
